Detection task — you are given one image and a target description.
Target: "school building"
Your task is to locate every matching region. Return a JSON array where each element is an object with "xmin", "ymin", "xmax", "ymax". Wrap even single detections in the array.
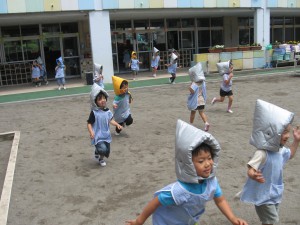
[{"xmin": 0, "ymin": 0, "xmax": 299, "ymax": 86}]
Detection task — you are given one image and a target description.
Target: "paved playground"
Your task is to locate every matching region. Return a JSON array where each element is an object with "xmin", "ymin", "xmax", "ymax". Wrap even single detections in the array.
[{"xmin": 1, "ymin": 71, "xmax": 300, "ymax": 225}]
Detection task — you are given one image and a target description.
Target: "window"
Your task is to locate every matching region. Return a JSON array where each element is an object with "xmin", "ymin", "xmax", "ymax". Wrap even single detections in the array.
[
  {"xmin": 21, "ymin": 25, "xmax": 39, "ymax": 36},
  {"xmin": 61, "ymin": 23, "xmax": 78, "ymax": 33},
  {"xmin": 167, "ymin": 19, "xmax": 180, "ymax": 28},
  {"xmin": 4, "ymin": 41, "xmax": 23, "ymax": 62},
  {"xmin": 42, "ymin": 24, "xmax": 60, "ymax": 34},
  {"xmin": 22, "ymin": 39, "xmax": 40, "ymax": 60},
  {"xmin": 2, "ymin": 26, "xmax": 20, "ymax": 37}
]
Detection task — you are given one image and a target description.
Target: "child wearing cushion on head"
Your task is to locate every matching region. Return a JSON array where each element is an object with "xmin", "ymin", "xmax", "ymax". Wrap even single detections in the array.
[
  {"xmin": 241, "ymin": 99, "xmax": 300, "ymax": 225},
  {"xmin": 126, "ymin": 120, "xmax": 248, "ymax": 225},
  {"xmin": 211, "ymin": 60, "xmax": 234, "ymax": 113},
  {"xmin": 187, "ymin": 62, "xmax": 210, "ymax": 131},
  {"xmin": 112, "ymin": 76, "xmax": 133, "ymax": 136}
]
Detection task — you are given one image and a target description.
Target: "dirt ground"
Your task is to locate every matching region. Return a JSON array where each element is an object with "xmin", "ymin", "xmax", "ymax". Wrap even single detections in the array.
[{"xmin": 1, "ymin": 73, "xmax": 300, "ymax": 225}]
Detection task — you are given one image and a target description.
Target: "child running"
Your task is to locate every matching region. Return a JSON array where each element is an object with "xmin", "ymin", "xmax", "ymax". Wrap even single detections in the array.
[
  {"xmin": 211, "ymin": 60, "xmax": 234, "ymax": 113},
  {"xmin": 87, "ymin": 84, "xmax": 122, "ymax": 167},
  {"xmin": 31, "ymin": 59, "xmax": 41, "ymax": 87},
  {"xmin": 126, "ymin": 119, "xmax": 248, "ymax": 225},
  {"xmin": 240, "ymin": 99, "xmax": 300, "ymax": 225},
  {"xmin": 93, "ymin": 63, "xmax": 104, "ymax": 88},
  {"xmin": 55, "ymin": 57, "xmax": 66, "ymax": 90},
  {"xmin": 187, "ymin": 62, "xmax": 210, "ymax": 131},
  {"xmin": 112, "ymin": 76, "xmax": 133, "ymax": 136},
  {"xmin": 165, "ymin": 52, "xmax": 179, "ymax": 84},
  {"xmin": 129, "ymin": 51, "xmax": 142, "ymax": 80},
  {"xmin": 151, "ymin": 47, "xmax": 160, "ymax": 78}
]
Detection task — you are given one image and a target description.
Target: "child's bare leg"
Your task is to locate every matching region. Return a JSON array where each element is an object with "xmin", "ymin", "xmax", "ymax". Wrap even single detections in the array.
[
  {"xmin": 211, "ymin": 96, "xmax": 225, "ymax": 104},
  {"xmin": 199, "ymin": 110, "xmax": 208, "ymax": 123},
  {"xmin": 228, "ymin": 95, "xmax": 233, "ymax": 110},
  {"xmin": 190, "ymin": 111, "xmax": 196, "ymax": 123}
]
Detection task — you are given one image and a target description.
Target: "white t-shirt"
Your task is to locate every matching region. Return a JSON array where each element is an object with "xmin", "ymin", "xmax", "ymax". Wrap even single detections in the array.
[{"xmin": 247, "ymin": 150, "xmax": 267, "ymax": 170}]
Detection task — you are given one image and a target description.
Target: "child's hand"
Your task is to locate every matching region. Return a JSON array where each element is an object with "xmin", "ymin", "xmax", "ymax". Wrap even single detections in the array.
[
  {"xmin": 113, "ymin": 104, "xmax": 118, "ymax": 109},
  {"xmin": 231, "ymin": 217, "xmax": 248, "ymax": 225},
  {"xmin": 89, "ymin": 131, "xmax": 94, "ymax": 139},
  {"xmin": 117, "ymin": 124, "xmax": 123, "ymax": 131},
  {"xmin": 249, "ymin": 169, "xmax": 265, "ymax": 183},
  {"xmin": 293, "ymin": 125, "xmax": 300, "ymax": 142},
  {"xmin": 125, "ymin": 220, "xmax": 141, "ymax": 225}
]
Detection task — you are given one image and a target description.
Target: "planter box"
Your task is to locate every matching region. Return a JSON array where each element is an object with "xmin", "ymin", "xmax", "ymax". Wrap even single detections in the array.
[
  {"xmin": 238, "ymin": 46, "xmax": 250, "ymax": 51},
  {"xmin": 251, "ymin": 46, "xmax": 262, "ymax": 50},
  {"xmin": 208, "ymin": 48, "xmax": 223, "ymax": 53},
  {"xmin": 223, "ymin": 47, "xmax": 238, "ymax": 52}
]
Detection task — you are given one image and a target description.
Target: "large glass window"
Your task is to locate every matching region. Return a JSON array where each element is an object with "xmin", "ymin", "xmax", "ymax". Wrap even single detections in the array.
[
  {"xmin": 116, "ymin": 21, "xmax": 132, "ymax": 31},
  {"xmin": 197, "ymin": 18, "xmax": 209, "ymax": 27},
  {"xmin": 4, "ymin": 41, "xmax": 22, "ymax": 62},
  {"xmin": 61, "ymin": 23, "xmax": 78, "ymax": 33},
  {"xmin": 22, "ymin": 39, "xmax": 40, "ymax": 60},
  {"xmin": 167, "ymin": 19, "xmax": 180, "ymax": 28},
  {"xmin": 134, "ymin": 20, "xmax": 149, "ymax": 30},
  {"xmin": 42, "ymin": 24, "xmax": 60, "ymax": 34},
  {"xmin": 2, "ymin": 26, "xmax": 20, "ymax": 37},
  {"xmin": 21, "ymin": 25, "xmax": 39, "ymax": 36},
  {"xmin": 149, "ymin": 19, "xmax": 164, "ymax": 29},
  {"xmin": 238, "ymin": 17, "xmax": 254, "ymax": 45},
  {"xmin": 181, "ymin": 18, "xmax": 195, "ymax": 28}
]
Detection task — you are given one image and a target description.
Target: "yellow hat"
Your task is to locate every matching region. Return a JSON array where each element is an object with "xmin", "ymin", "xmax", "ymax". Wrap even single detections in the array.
[
  {"xmin": 131, "ymin": 51, "xmax": 137, "ymax": 58},
  {"xmin": 112, "ymin": 76, "xmax": 128, "ymax": 95}
]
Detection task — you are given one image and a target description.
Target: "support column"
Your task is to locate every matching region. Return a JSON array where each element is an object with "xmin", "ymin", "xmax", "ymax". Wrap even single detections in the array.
[
  {"xmin": 89, "ymin": 11, "xmax": 113, "ymax": 84},
  {"xmin": 254, "ymin": 6, "xmax": 270, "ymax": 49}
]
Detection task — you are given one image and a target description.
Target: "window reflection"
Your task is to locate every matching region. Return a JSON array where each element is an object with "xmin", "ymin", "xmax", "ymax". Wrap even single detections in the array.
[
  {"xmin": 4, "ymin": 41, "xmax": 23, "ymax": 61},
  {"xmin": 22, "ymin": 40, "xmax": 40, "ymax": 60}
]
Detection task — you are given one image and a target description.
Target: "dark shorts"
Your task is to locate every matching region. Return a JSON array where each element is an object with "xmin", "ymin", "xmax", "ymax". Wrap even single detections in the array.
[
  {"xmin": 220, "ymin": 88, "xmax": 233, "ymax": 97},
  {"xmin": 192, "ymin": 105, "xmax": 205, "ymax": 111}
]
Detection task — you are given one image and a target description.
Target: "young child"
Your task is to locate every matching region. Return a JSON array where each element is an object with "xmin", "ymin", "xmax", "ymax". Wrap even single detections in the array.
[
  {"xmin": 211, "ymin": 60, "xmax": 234, "ymax": 113},
  {"xmin": 165, "ymin": 52, "xmax": 179, "ymax": 84},
  {"xmin": 55, "ymin": 56, "xmax": 66, "ymax": 90},
  {"xmin": 37, "ymin": 56, "xmax": 48, "ymax": 85},
  {"xmin": 112, "ymin": 76, "xmax": 133, "ymax": 136},
  {"xmin": 187, "ymin": 62, "xmax": 210, "ymax": 131},
  {"xmin": 151, "ymin": 47, "xmax": 160, "ymax": 78},
  {"xmin": 87, "ymin": 83, "xmax": 122, "ymax": 167},
  {"xmin": 93, "ymin": 63, "xmax": 104, "ymax": 88},
  {"xmin": 31, "ymin": 60, "xmax": 41, "ymax": 87},
  {"xmin": 240, "ymin": 99, "xmax": 300, "ymax": 225},
  {"xmin": 129, "ymin": 51, "xmax": 142, "ymax": 80},
  {"xmin": 125, "ymin": 119, "xmax": 248, "ymax": 225}
]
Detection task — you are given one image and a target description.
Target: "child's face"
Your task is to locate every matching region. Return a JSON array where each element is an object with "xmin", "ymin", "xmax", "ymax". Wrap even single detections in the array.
[
  {"xmin": 280, "ymin": 124, "xmax": 291, "ymax": 146},
  {"xmin": 192, "ymin": 150, "xmax": 214, "ymax": 178},
  {"xmin": 120, "ymin": 84, "xmax": 128, "ymax": 95},
  {"xmin": 96, "ymin": 95, "xmax": 107, "ymax": 108}
]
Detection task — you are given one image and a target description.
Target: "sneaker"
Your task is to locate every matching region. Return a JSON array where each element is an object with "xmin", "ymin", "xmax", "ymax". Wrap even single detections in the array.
[
  {"xmin": 171, "ymin": 81, "xmax": 175, "ymax": 84},
  {"xmin": 38, "ymin": 83, "xmax": 41, "ymax": 87},
  {"xmin": 45, "ymin": 81, "xmax": 49, "ymax": 85},
  {"xmin": 63, "ymin": 86, "xmax": 66, "ymax": 90},
  {"xmin": 227, "ymin": 109, "xmax": 233, "ymax": 113},
  {"xmin": 58, "ymin": 86, "xmax": 61, "ymax": 90},
  {"xmin": 115, "ymin": 132, "xmax": 120, "ymax": 136},
  {"xmin": 204, "ymin": 122, "xmax": 210, "ymax": 131},
  {"xmin": 133, "ymin": 78, "xmax": 136, "ymax": 80},
  {"xmin": 99, "ymin": 159, "xmax": 106, "ymax": 167},
  {"xmin": 153, "ymin": 74, "xmax": 156, "ymax": 77},
  {"xmin": 211, "ymin": 97, "xmax": 216, "ymax": 105},
  {"xmin": 169, "ymin": 78, "xmax": 172, "ymax": 83}
]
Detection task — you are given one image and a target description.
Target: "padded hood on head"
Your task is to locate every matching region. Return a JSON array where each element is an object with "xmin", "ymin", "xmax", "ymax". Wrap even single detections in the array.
[
  {"xmin": 189, "ymin": 62, "xmax": 205, "ymax": 82},
  {"xmin": 175, "ymin": 120, "xmax": 221, "ymax": 183},
  {"xmin": 36, "ymin": 56, "xmax": 43, "ymax": 65},
  {"xmin": 112, "ymin": 76, "xmax": 127, "ymax": 96},
  {"xmin": 216, "ymin": 60, "xmax": 231, "ymax": 75},
  {"xmin": 250, "ymin": 99, "xmax": 294, "ymax": 152},
  {"xmin": 153, "ymin": 47, "xmax": 160, "ymax": 53},
  {"xmin": 90, "ymin": 83, "xmax": 109, "ymax": 111},
  {"xmin": 94, "ymin": 63, "xmax": 103, "ymax": 76},
  {"xmin": 56, "ymin": 57, "xmax": 64, "ymax": 65}
]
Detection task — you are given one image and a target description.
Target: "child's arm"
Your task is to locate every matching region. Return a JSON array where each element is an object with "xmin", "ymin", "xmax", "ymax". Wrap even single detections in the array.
[
  {"xmin": 290, "ymin": 125, "xmax": 300, "ymax": 159},
  {"xmin": 214, "ymin": 196, "xmax": 248, "ymax": 225},
  {"xmin": 189, "ymin": 86, "xmax": 195, "ymax": 94},
  {"xmin": 246, "ymin": 150, "xmax": 266, "ymax": 183},
  {"xmin": 87, "ymin": 123, "xmax": 94, "ymax": 139},
  {"xmin": 125, "ymin": 196, "xmax": 161, "ymax": 225},
  {"xmin": 224, "ymin": 73, "xmax": 233, "ymax": 85},
  {"xmin": 110, "ymin": 119, "xmax": 123, "ymax": 131}
]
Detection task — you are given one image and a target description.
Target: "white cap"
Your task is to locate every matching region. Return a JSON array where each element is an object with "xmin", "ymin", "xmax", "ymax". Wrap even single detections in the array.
[{"xmin": 153, "ymin": 47, "xmax": 159, "ymax": 53}]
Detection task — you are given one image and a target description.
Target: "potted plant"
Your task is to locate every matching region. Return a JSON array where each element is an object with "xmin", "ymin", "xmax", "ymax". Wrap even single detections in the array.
[
  {"xmin": 208, "ymin": 45, "xmax": 224, "ymax": 53},
  {"xmin": 223, "ymin": 46, "xmax": 238, "ymax": 52},
  {"xmin": 250, "ymin": 43, "xmax": 262, "ymax": 50},
  {"xmin": 238, "ymin": 44, "xmax": 250, "ymax": 51}
]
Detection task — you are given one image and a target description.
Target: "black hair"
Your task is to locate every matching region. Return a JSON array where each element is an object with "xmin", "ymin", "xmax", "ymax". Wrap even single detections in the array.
[
  {"xmin": 192, "ymin": 143, "xmax": 215, "ymax": 159},
  {"xmin": 95, "ymin": 91, "xmax": 107, "ymax": 105},
  {"xmin": 120, "ymin": 80, "xmax": 128, "ymax": 89}
]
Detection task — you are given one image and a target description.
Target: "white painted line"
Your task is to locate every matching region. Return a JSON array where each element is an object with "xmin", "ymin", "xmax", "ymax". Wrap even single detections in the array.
[{"xmin": 0, "ymin": 131, "xmax": 20, "ymax": 225}]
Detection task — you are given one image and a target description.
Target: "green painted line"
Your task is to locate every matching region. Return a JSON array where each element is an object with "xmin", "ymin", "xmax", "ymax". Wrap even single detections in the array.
[{"xmin": 0, "ymin": 66, "xmax": 298, "ymax": 104}]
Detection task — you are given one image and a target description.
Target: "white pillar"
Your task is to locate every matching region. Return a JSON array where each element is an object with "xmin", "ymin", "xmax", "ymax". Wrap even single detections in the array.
[
  {"xmin": 89, "ymin": 11, "xmax": 113, "ymax": 84},
  {"xmin": 254, "ymin": 7, "xmax": 270, "ymax": 49}
]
